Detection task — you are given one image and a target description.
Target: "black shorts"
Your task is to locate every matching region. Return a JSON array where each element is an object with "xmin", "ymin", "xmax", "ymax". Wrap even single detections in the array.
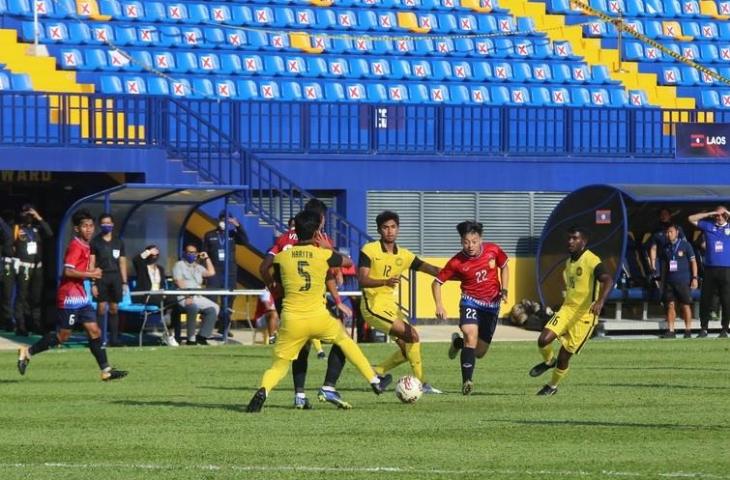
[
  {"xmin": 96, "ymin": 273, "xmax": 123, "ymax": 303},
  {"xmin": 459, "ymin": 305, "xmax": 498, "ymax": 344},
  {"xmin": 663, "ymin": 280, "xmax": 692, "ymax": 305},
  {"xmin": 57, "ymin": 305, "xmax": 96, "ymax": 329}
]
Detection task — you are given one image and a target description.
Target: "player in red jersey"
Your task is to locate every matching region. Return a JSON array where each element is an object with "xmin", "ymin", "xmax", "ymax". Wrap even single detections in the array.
[
  {"xmin": 17, "ymin": 209, "xmax": 127, "ymax": 381},
  {"xmin": 432, "ymin": 221, "xmax": 509, "ymax": 395},
  {"xmin": 258, "ymin": 199, "xmax": 352, "ymax": 409}
]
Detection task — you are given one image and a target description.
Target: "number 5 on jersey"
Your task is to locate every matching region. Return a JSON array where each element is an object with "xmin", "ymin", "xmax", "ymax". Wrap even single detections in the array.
[{"xmin": 297, "ymin": 261, "xmax": 311, "ymax": 291}]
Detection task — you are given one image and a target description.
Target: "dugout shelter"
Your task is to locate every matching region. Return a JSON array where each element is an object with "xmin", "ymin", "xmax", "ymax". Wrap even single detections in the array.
[{"xmin": 536, "ymin": 184, "xmax": 730, "ymax": 314}]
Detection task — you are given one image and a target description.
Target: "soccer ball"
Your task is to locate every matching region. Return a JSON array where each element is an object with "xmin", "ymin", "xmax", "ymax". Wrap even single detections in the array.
[{"xmin": 395, "ymin": 375, "xmax": 423, "ymax": 404}]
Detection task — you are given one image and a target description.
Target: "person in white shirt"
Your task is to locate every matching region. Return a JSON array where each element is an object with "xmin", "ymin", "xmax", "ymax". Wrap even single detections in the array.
[{"xmin": 172, "ymin": 243, "xmax": 218, "ymax": 345}]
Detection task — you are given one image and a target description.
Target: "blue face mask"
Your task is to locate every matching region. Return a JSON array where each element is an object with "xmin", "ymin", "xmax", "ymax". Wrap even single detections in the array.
[
  {"xmin": 100, "ymin": 225, "xmax": 114, "ymax": 234},
  {"xmin": 184, "ymin": 252, "xmax": 198, "ymax": 263}
]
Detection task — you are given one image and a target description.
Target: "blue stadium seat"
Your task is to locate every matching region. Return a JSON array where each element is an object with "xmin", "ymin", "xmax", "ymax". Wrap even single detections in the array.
[
  {"xmin": 60, "ymin": 48, "xmax": 83, "ymax": 70},
  {"xmin": 89, "ymin": 24, "xmax": 115, "ymax": 45},
  {"xmin": 264, "ymin": 55, "xmax": 285, "ymax": 75},
  {"xmin": 292, "ymin": 8, "xmax": 316, "ymax": 28},
  {"xmin": 592, "ymin": 65, "xmax": 619, "ymax": 84},
  {"xmin": 356, "ymin": 10, "xmax": 377, "ymax": 30},
  {"xmin": 551, "ymin": 64, "xmax": 571, "ymax": 83},
  {"xmin": 281, "ymin": 81, "xmax": 302, "ymax": 100},
  {"xmin": 490, "ymin": 86, "xmax": 510, "ymax": 105},
  {"xmin": 513, "ymin": 39, "xmax": 533, "ymax": 58},
  {"xmin": 531, "ymin": 63, "xmax": 552, "ymax": 82},
  {"xmin": 191, "ymin": 78, "xmax": 214, "ymax": 98},
  {"xmin": 129, "ymin": 51, "xmax": 151, "ymax": 72},
  {"xmin": 188, "ymin": 3, "xmax": 209, "ymax": 24},
  {"xmin": 301, "ymin": 82, "xmax": 323, "ymax": 101},
  {"xmin": 454, "ymin": 38, "xmax": 474, "ymax": 56},
  {"xmin": 119, "ymin": 1, "xmax": 142, "ymax": 21},
  {"xmin": 324, "ymin": 82, "xmax": 345, "ymax": 101},
  {"xmin": 644, "ymin": 0, "xmax": 664, "ymax": 16},
  {"xmin": 410, "ymin": 60, "xmax": 431, "ymax": 80},
  {"xmin": 550, "ymin": 87, "xmax": 571, "ymax": 106},
  {"xmin": 123, "ymin": 75, "xmax": 146, "ymax": 95},
  {"xmin": 314, "ymin": 9, "xmax": 336, "ymax": 29},
  {"xmin": 699, "ymin": 67, "xmax": 717, "ymax": 85},
  {"xmin": 169, "ymin": 78, "xmax": 192, "ymax": 97},
  {"xmin": 100, "ymin": 75, "xmax": 123, "ymax": 94},
  {"xmin": 570, "ymin": 87, "xmax": 591, "ymax": 106},
  {"xmin": 583, "ymin": 20, "xmax": 606, "ymax": 38},
  {"xmin": 208, "ymin": 4, "xmax": 231, "ymax": 24},
  {"xmin": 571, "ymin": 65, "xmax": 591, "ymax": 83},
  {"xmin": 429, "ymin": 84, "xmax": 449, "ymax": 103},
  {"xmin": 106, "ymin": 49, "xmax": 132, "ymax": 70},
  {"xmin": 517, "ymin": 17, "xmax": 537, "ymax": 34},
  {"xmin": 98, "ymin": 0, "xmax": 121, "ymax": 18},
  {"xmin": 369, "ymin": 58, "xmax": 390, "ymax": 78},
  {"xmin": 8, "ymin": 0, "xmax": 31, "ymax": 16},
  {"xmin": 196, "ymin": 53, "xmax": 220, "ymax": 73},
  {"xmin": 512, "ymin": 62, "xmax": 532, "ymax": 82},
  {"xmin": 508, "ymin": 86, "xmax": 530, "ymax": 105},
  {"xmin": 251, "ymin": 6, "xmax": 274, "ymax": 26},
  {"xmin": 326, "ymin": 36, "xmax": 350, "ymax": 54},
  {"xmin": 680, "ymin": 66, "xmax": 700, "ymax": 85},
  {"xmin": 366, "ymin": 83, "xmax": 387, "ymax": 102},
  {"xmin": 407, "ymin": 84, "xmax": 429, "ymax": 103},
  {"xmin": 214, "ymin": 79, "xmax": 236, "ymax": 98},
  {"xmin": 530, "ymin": 87, "xmax": 551, "ymax": 106},
  {"xmin": 450, "ymin": 61, "xmax": 471, "ymax": 80},
  {"xmin": 492, "ymin": 38, "xmax": 513, "ymax": 58},
  {"xmin": 433, "ymin": 39, "xmax": 454, "ymax": 56},
  {"xmin": 477, "ymin": 15, "xmax": 497, "ymax": 33},
  {"xmin": 589, "ymin": 88, "xmax": 610, "ymax": 107},
  {"xmin": 305, "ymin": 57, "xmax": 327, "ymax": 76},
  {"xmin": 626, "ymin": 90, "xmax": 648, "ymax": 107},
  {"xmin": 326, "ymin": 58, "xmax": 349, "ymax": 77},
  {"xmin": 447, "ymin": 85, "xmax": 469, "ymax": 104},
  {"xmin": 435, "ymin": 13, "xmax": 458, "ymax": 33},
  {"xmin": 699, "ymin": 22, "xmax": 719, "ymax": 40},
  {"xmin": 153, "ymin": 51, "xmax": 175, "ymax": 71},
  {"xmin": 469, "ymin": 86, "xmax": 489, "ymax": 104},
  {"xmin": 114, "ymin": 26, "xmax": 137, "ymax": 45},
  {"xmin": 247, "ymin": 30, "xmax": 269, "ymax": 50},
  {"xmin": 474, "ymin": 39, "xmax": 495, "ymax": 57},
  {"xmin": 553, "ymin": 41, "xmax": 579, "ymax": 59},
  {"xmin": 164, "ymin": 3, "xmax": 188, "ymax": 23},
  {"xmin": 0, "ymin": 73, "xmax": 9, "ymax": 90},
  {"xmin": 135, "ymin": 26, "xmax": 160, "ymax": 46},
  {"xmin": 147, "ymin": 76, "xmax": 169, "ymax": 95},
  {"xmin": 471, "ymin": 61, "xmax": 492, "ymax": 81},
  {"xmin": 700, "ymin": 90, "xmax": 720, "ymax": 108},
  {"xmin": 204, "ymin": 28, "xmax": 225, "ymax": 48},
  {"xmin": 158, "ymin": 26, "xmax": 181, "ymax": 47},
  {"xmin": 69, "ymin": 23, "xmax": 91, "ymax": 43},
  {"xmin": 610, "ymin": 89, "xmax": 628, "ymax": 107},
  {"xmin": 661, "ymin": 66, "xmax": 681, "ymax": 85},
  {"xmin": 174, "ymin": 52, "xmax": 197, "ymax": 73},
  {"xmin": 236, "ymin": 79, "xmax": 257, "ymax": 99},
  {"xmin": 718, "ymin": 22, "xmax": 730, "ymax": 40},
  {"xmin": 390, "ymin": 59, "xmax": 411, "ymax": 79},
  {"xmin": 144, "ymin": 1, "xmax": 165, "ymax": 22},
  {"xmin": 701, "ymin": 44, "xmax": 719, "ymax": 63},
  {"xmin": 180, "ymin": 27, "xmax": 207, "ymax": 48},
  {"xmin": 492, "ymin": 62, "xmax": 513, "ymax": 81},
  {"xmin": 349, "ymin": 58, "xmax": 369, "ymax": 78},
  {"xmin": 220, "ymin": 53, "xmax": 243, "ymax": 75},
  {"xmin": 718, "ymin": 91, "xmax": 730, "ymax": 108},
  {"xmin": 662, "ymin": 0, "xmax": 682, "ymax": 17},
  {"xmin": 241, "ymin": 54, "xmax": 263, "ymax": 75},
  {"xmin": 284, "ymin": 56, "xmax": 306, "ymax": 76},
  {"xmin": 386, "ymin": 83, "xmax": 409, "ymax": 102},
  {"xmin": 431, "ymin": 60, "xmax": 452, "ymax": 80},
  {"xmin": 334, "ymin": 10, "xmax": 358, "ymax": 30},
  {"xmin": 623, "ymin": 41, "xmax": 644, "ymax": 61},
  {"xmin": 232, "ymin": 5, "xmax": 255, "ymax": 26}
]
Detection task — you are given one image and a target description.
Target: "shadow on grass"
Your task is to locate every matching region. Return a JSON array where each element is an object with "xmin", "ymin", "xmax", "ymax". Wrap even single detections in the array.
[
  {"xmin": 113, "ymin": 399, "xmax": 292, "ymax": 412},
  {"xmin": 493, "ymin": 418, "xmax": 730, "ymax": 431},
  {"xmin": 588, "ymin": 382, "xmax": 730, "ymax": 391}
]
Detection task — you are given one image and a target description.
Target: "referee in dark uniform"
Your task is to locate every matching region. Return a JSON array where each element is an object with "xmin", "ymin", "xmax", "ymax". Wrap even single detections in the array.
[
  {"xmin": 689, "ymin": 206, "xmax": 730, "ymax": 338},
  {"xmin": 90, "ymin": 213, "xmax": 128, "ymax": 346},
  {"xmin": 13, "ymin": 205, "xmax": 52, "ymax": 336},
  {"xmin": 203, "ymin": 210, "xmax": 248, "ymax": 335},
  {"xmin": 0, "ymin": 212, "xmax": 14, "ymax": 332}
]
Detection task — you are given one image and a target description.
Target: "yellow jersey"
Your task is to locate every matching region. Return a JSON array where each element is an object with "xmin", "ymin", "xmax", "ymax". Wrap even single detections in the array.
[
  {"xmin": 274, "ymin": 244, "xmax": 342, "ymax": 315},
  {"xmin": 360, "ymin": 240, "xmax": 421, "ymax": 306},
  {"xmin": 562, "ymin": 249, "xmax": 602, "ymax": 312}
]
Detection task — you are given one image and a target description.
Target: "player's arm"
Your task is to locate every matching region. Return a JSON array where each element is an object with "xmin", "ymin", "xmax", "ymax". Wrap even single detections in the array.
[
  {"xmin": 590, "ymin": 263, "xmax": 614, "ymax": 316},
  {"xmin": 119, "ymin": 255, "xmax": 129, "ymax": 290},
  {"xmin": 65, "ymin": 246, "xmax": 101, "ymax": 280},
  {"xmin": 688, "ymin": 207, "xmax": 728, "ymax": 226},
  {"xmin": 228, "ymin": 216, "xmax": 249, "ymax": 245},
  {"xmin": 199, "ymin": 252, "xmax": 216, "ymax": 278},
  {"xmin": 688, "ymin": 245, "xmax": 699, "ymax": 290},
  {"xmin": 431, "ymin": 280, "xmax": 447, "ymax": 320},
  {"xmin": 326, "ymin": 252, "xmax": 352, "ymax": 317},
  {"xmin": 358, "ymin": 252, "xmax": 398, "ymax": 288},
  {"xmin": 412, "ymin": 257, "xmax": 440, "ymax": 277},
  {"xmin": 260, "ymin": 253, "xmax": 276, "ymax": 290},
  {"xmin": 499, "ymin": 261, "xmax": 510, "ymax": 300}
]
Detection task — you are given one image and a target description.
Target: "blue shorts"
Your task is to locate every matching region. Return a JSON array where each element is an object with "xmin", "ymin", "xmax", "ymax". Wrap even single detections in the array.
[
  {"xmin": 459, "ymin": 305, "xmax": 498, "ymax": 344},
  {"xmin": 57, "ymin": 305, "xmax": 96, "ymax": 330}
]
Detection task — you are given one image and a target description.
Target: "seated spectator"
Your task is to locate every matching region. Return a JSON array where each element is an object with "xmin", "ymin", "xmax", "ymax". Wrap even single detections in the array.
[
  {"xmin": 133, "ymin": 244, "xmax": 178, "ymax": 347},
  {"xmin": 172, "ymin": 243, "xmax": 218, "ymax": 345}
]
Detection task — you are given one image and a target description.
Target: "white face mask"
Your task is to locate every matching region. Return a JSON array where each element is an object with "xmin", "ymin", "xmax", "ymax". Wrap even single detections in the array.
[{"xmin": 218, "ymin": 221, "xmax": 226, "ymax": 230}]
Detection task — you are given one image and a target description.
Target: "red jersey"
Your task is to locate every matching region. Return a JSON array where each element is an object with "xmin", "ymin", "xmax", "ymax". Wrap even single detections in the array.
[
  {"xmin": 436, "ymin": 242, "xmax": 508, "ymax": 309},
  {"xmin": 56, "ymin": 237, "xmax": 91, "ymax": 309}
]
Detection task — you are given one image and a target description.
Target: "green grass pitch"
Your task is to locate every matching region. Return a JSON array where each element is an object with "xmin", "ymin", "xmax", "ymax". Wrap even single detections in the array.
[{"xmin": 1, "ymin": 339, "xmax": 729, "ymax": 480}]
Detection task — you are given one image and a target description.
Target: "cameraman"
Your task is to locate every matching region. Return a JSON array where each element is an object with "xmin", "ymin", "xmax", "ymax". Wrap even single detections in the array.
[
  {"xmin": 172, "ymin": 243, "xmax": 218, "ymax": 345},
  {"xmin": 14, "ymin": 204, "xmax": 52, "ymax": 336}
]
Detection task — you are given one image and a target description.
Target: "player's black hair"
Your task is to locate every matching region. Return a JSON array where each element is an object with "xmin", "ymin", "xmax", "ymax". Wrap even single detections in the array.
[
  {"xmin": 457, "ymin": 220, "xmax": 483, "ymax": 237},
  {"xmin": 144, "ymin": 244, "xmax": 158, "ymax": 250},
  {"xmin": 287, "ymin": 217, "xmax": 295, "ymax": 228},
  {"xmin": 98, "ymin": 212, "xmax": 114, "ymax": 223},
  {"xmin": 376, "ymin": 210, "xmax": 400, "ymax": 229},
  {"xmin": 304, "ymin": 198, "xmax": 327, "ymax": 217},
  {"xmin": 294, "ymin": 210, "xmax": 321, "ymax": 241},
  {"xmin": 567, "ymin": 225, "xmax": 590, "ymax": 240},
  {"xmin": 665, "ymin": 223, "xmax": 681, "ymax": 231},
  {"xmin": 72, "ymin": 209, "xmax": 94, "ymax": 227},
  {"xmin": 183, "ymin": 242, "xmax": 199, "ymax": 252}
]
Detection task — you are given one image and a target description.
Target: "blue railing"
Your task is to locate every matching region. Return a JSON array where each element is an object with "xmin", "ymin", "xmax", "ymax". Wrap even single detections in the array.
[{"xmin": 1, "ymin": 91, "xmax": 716, "ymax": 158}]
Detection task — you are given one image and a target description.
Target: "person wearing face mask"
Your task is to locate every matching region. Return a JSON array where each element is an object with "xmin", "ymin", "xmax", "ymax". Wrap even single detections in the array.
[
  {"xmin": 89, "ymin": 213, "xmax": 128, "ymax": 347},
  {"xmin": 647, "ymin": 207, "xmax": 686, "ymax": 279},
  {"xmin": 203, "ymin": 210, "xmax": 248, "ymax": 336},
  {"xmin": 133, "ymin": 245, "xmax": 178, "ymax": 347},
  {"xmin": 13, "ymin": 204, "xmax": 53, "ymax": 336},
  {"xmin": 172, "ymin": 243, "xmax": 218, "ymax": 345},
  {"xmin": 689, "ymin": 206, "xmax": 730, "ymax": 338}
]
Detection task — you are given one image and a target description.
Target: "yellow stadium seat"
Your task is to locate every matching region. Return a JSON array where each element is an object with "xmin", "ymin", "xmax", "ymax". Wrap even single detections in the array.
[
  {"xmin": 75, "ymin": 0, "xmax": 111, "ymax": 21},
  {"xmin": 700, "ymin": 1, "xmax": 730, "ymax": 20},
  {"xmin": 461, "ymin": 0, "xmax": 492, "ymax": 13},
  {"xmin": 397, "ymin": 12, "xmax": 430, "ymax": 33},
  {"xmin": 662, "ymin": 21, "xmax": 694, "ymax": 41},
  {"xmin": 289, "ymin": 32, "xmax": 324, "ymax": 54}
]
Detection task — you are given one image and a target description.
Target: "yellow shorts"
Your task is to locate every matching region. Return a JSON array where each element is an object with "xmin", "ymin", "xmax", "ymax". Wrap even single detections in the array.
[
  {"xmin": 545, "ymin": 306, "xmax": 597, "ymax": 354},
  {"xmin": 274, "ymin": 310, "xmax": 350, "ymax": 361},
  {"xmin": 360, "ymin": 296, "xmax": 409, "ymax": 335}
]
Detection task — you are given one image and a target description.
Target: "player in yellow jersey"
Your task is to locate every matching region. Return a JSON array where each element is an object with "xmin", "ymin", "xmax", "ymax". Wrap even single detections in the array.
[
  {"xmin": 246, "ymin": 210, "xmax": 387, "ymax": 413},
  {"xmin": 529, "ymin": 226, "xmax": 613, "ymax": 396},
  {"xmin": 355, "ymin": 210, "xmax": 442, "ymax": 393}
]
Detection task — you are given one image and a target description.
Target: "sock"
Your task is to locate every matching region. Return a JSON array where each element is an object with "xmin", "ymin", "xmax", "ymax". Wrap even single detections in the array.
[
  {"xmin": 453, "ymin": 336, "xmax": 464, "ymax": 350},
  {"xmin": 28, "ymin": 332, "xmax": 59, "ymax": 356},
  {"xmin": 374, "ymin": 349, "xmax": 407, "ymax": 376},
  {"xmin": 292, "ymin": 343, "xmax": 310, "ymax": 393},
  {"xmin": 261, "ymin": 358, "xmax": 291, "ymax": 393},
  {"xmin": 549, "ymin": 367, "xmax": 569, "ymax": 388},
  {"xmin": 404, "ymin": 342, "xmax": 424, "ymax": 383},
  {"xmin": 88, "ymin": 337, "xmax": 109, "ymax": 370},
  {"xmin": 461, "ymin": 347, "xmax": 476, "ymax": 383},
  {"xmin": 323, "ymin": 344, "xmax": 346, "ymax": 387},
  {"xmin": 108, "ymin": 313, "xmax": 120, "ymax": 343},
  {"xmin": 320, "ymin": 385, "xmax": 335, "ymax": 392},
  {"xmin": 334, "ymin": 335, "xmax": 378, "ymax": 383},
  {"xmin": 540, "ymin": 343, "xmax": 555, "ymax": 365},
  {"xmin": 295, "ymin": 392, "xmax": 306, "ymax": 399}
]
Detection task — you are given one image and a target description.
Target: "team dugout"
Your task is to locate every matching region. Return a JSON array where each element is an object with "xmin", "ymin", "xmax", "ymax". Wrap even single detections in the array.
[{"xmin": 536, "ymin": 184, "xmax": 730, "ymax": 322}]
